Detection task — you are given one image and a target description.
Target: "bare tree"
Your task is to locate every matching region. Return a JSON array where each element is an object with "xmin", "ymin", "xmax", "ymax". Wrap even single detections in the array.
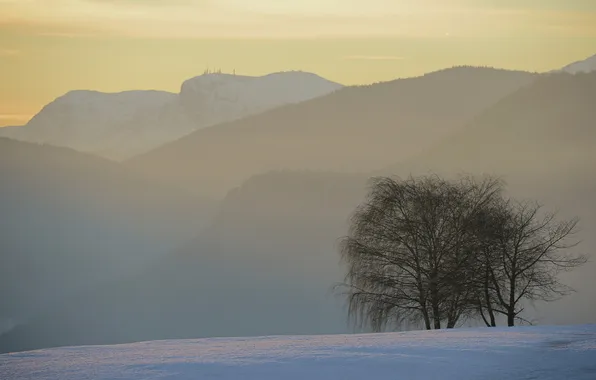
[
  {"xmin": 337, "ymin": 174, "xmax": 503, "ymax": 331},
  {"xmin": 477, "ymin": 200, "xmax": 586, "ymax": 326},
  {"xmin": 463, "ymin": 200, "xmax": 510, "ymax": 327},
  {"xmin": 337, "ymin": 173, "xmax": 587, "ymax": 331}
]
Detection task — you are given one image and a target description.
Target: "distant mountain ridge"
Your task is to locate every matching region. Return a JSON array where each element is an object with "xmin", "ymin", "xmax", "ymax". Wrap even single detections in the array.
[
  {"xmin": 1, "ymin": 54, "xmax": 592, "ymax": 162},
  {"xmin": 127, "ymin": 66, "xmax": 537, "ymax": 198},
  {"xmin": 560, "ymin": 54, "xmax": 596, "ymax": 74},
  {"xmin": 0, "ymin": 71, "xmax": 343, "ymax": 160},
  {"xmin": 381, "ymin": 71, "xmax": 596, "ymax": 176}
]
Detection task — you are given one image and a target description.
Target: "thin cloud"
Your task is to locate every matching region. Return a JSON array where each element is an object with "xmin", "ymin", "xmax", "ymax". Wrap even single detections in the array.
[{"xmin": 344, "ymin": 55, "xmax": 406, "ymax": 61}]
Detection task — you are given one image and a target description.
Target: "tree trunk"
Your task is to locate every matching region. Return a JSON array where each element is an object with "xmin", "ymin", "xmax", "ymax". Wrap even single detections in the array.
[
  {"xmin": 434, "ymin": 316, "xmax": 441, "ymax": 329},
  {"xmin": 483, "ymin": 269, "xmax": 497, "ymax": 327},
  {"xmin": 479, "ymin": 305, "xmax": 491, "ymax": 327},
  {"xmin": 431, "ymin": 293, "xmax": 441, "ymax": 329},
  {"xmin": 508, "ymin": 273, "xmax": 516, "ymax": 327},
  {"xmin": 507, "ymin": 310, "xmax": 515, "ymax": 327},
  {"xmin": 446, "ymin": 301, "xmax": 459, "ymax": 328},
  {"xmin": 429, "ymin": 272, "xmax": 441, "ymax": 329},
  {"xmin": 488, "ymin": 306, "xmax": 497, "ymax": 327},
  {"xmin": 421, "ymin": 308, "xmax": 432, "ymax": 330}
]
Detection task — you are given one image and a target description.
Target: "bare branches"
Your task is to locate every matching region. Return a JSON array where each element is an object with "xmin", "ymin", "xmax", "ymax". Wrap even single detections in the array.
[
  {"xmin": 481, "ymin": 200, "xmax": 587, "ymax": 326},
  {"xmin": 338, "ymin": 174, "xmax": 506, "ymax": 330},
  {"xmin": 337, "ymin": 173, "xmax": 586, "ymax": 331}
]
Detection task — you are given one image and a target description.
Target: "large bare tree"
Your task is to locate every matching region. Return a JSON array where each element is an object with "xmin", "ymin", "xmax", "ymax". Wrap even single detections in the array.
[{"xmin": 337, "ymin": 174, "xmax": 503, "ymax": 331}]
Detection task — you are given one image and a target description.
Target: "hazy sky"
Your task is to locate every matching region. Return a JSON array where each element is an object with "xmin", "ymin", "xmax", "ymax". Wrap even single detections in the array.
[{"xmin": 1, "ymin": 0, "xmax": 595, "ymax": 126}]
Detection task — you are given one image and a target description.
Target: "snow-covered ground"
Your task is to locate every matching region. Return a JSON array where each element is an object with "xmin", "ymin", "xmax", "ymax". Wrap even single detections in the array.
[{"xmin": 1, "ymin": 325, "xmax": 595, "ymax": 380}]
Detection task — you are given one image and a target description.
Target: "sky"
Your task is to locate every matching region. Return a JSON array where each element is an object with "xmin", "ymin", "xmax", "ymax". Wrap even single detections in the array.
[{"xmin": 1, "ymin": 0, "xmax": 595, "ymax": 126}]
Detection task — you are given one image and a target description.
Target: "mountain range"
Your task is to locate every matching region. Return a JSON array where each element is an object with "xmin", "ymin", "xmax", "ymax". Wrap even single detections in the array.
[
  {"xmin": 0, "ymin": 71, "xmax": 342, "ymax": 160},
  {"xmin": 1, "ymin": 55, "xmax": 593, "ymax": 163},
  {"xmin": 127, "ymin": 66, "xmax": 536, "ymax": 198},
  {"xmin": 1, "ymin": 55, "xmax": 596, "ymax": 353}
]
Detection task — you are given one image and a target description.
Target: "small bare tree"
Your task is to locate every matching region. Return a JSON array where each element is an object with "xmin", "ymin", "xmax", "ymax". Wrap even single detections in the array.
[{"xmin": 477, "ymin": 200, "xmax": 586, "ymax": 326}]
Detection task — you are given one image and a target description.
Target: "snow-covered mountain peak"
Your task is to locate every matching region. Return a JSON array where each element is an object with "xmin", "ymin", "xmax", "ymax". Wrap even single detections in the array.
[
  {"xmin": 182, "ymin": 72, "xmax": 251, "ymax": 86},
  {"xmin": 179, "ymin": 70, "xmax": 342, "ymax": 120},
  {"xmin": 176, "ymin": 70, "xmax": 342, "ymax": 130},
  {"xmin": 40, "ymin": 90, "xmax": 176, "ymax": 118},
  {"xmin": 0, "ymin": 71, "xmax": 342, "ymax": 160},
  {"xmin": 25, "ymin": 90, "xmax": 176, "ymax": 133},
  {"xmin": 53, "ymin": 89, "xmax": 176, "ymax": 107},
  {"xmin": 180, "ymin": 70, "xmax": 341, "ymax": 93}
]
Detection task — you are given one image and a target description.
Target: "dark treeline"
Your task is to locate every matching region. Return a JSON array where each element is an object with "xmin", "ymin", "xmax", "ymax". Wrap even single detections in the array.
[{"xmin": 338, "ymin": 174, "xmax": 587, "ymax": 330}]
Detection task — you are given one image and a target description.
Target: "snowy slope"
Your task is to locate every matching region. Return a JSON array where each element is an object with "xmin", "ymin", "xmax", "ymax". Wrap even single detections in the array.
[
  {"xmin": 560, "ymin": 54, "xmax": 596, "ymax": 74},
  {"xmin": 0, "ymin": 72, "xmax": 342, "ymax": 160},
  {"xmin": 1, "ymin": 325, "xmax": 595, "ymax": 380},
  {"xmin": 0, "ymin": 90, "xmax": 178, "ymax": 160},
  {"xmin": 179, "ymin": 71, "xmax": 343, "ymax": 126}
]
